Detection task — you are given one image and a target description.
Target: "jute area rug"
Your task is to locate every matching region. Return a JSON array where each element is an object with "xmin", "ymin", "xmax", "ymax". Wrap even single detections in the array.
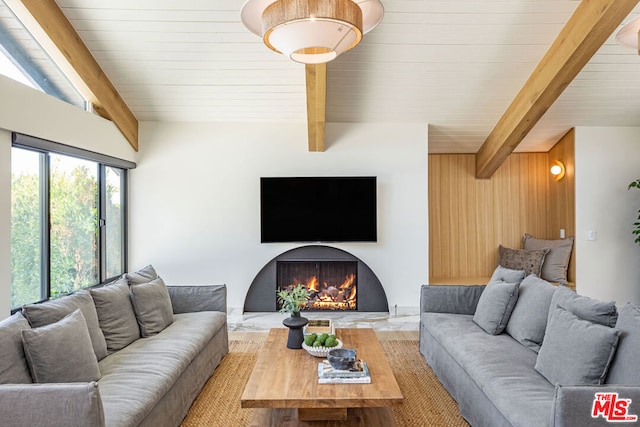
[{"xmin": 181, "ymin": 339, "xmax": 469, "ymax": 427}]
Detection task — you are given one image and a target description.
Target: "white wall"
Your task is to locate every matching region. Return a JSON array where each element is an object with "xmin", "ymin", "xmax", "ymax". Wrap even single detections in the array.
[
  {"xmin": 0, "ymin": 75, "xmax": 135, "ymax": 316},
  {"xmin": 130, "ymin": 121, "xmax": 428, "ymax": 310},
  {"xmin": 575, "ymin": 127, "xmax": 640, "ymax": 305}
]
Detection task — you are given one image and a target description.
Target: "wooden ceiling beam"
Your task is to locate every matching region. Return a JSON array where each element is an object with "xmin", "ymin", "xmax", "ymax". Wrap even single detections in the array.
[
  {"xmin": 5, "ymin": 0, "xmax": 139, "ymax": 151},
  {"xmin": 475, "ymin": 0, "xmax": 639, "ymax": 179},
  {"xmin": 305, "ymin": 63, "xmax": 326, "ymax": 152}
]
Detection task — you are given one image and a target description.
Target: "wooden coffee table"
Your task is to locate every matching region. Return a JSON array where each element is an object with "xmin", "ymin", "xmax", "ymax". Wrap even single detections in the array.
[{"xmin": 241, "ymin": 328, "xmax": 403, "ymax": 426}]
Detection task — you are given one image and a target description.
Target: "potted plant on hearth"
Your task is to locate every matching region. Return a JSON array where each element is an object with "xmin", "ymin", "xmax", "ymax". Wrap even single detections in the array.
[
  {"xmin": 277, "ymin": 284, "xmax": 310, "ymax": 349},
  {"xmin": 629, "ymin": 179, "xmax": 640, "ymax": 246}
]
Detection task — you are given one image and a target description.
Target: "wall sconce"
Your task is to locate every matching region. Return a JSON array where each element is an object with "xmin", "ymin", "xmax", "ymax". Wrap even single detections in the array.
[{"xmin": 550, "ymin": 160, "xmax": 565, "ymax": 181}]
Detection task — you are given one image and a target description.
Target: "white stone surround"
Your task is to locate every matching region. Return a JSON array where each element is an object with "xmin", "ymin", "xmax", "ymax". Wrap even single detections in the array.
[{"xmin": 227, "ymin": 307, "xmax": 420, "ymax": 332}]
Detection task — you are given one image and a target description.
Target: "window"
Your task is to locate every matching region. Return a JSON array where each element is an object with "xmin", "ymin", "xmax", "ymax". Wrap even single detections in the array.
[
  {"xmin": 10, "ymin": 133, "xmax": 135, "ymax": 309},
  {"xmin": 0, "ymin": 1, "xmax": 86, "ymax": 109}
]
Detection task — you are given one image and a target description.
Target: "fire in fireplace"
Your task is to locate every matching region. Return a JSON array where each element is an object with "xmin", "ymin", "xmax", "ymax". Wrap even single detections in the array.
[{"xmin": 277, "ymin": 261, "xmax": 357, "ymax": 311}]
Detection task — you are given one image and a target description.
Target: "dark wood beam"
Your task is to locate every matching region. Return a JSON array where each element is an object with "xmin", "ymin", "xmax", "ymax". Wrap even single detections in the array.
[
  {"xmin": 476, "ymin": 0, "xmax": 639, "ymax": 178},
  {"xmin": 5, "ymin": 0, "xmax": 139, "ymax": 151},
  {"xmin": 305, "ymin": 63, "xmax": 326, "ymax": 152}
]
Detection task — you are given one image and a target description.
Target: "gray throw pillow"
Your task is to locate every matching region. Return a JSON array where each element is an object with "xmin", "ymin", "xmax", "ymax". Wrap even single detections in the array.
[
  {"xmin": 0, "ymin": 313, "xmax": 33, "ymax": 384},
  {"xmin": 125, "ymin": 264, "xmax": 159, "ymax": 285},
  {"xmin": 90, "ymin": 278, "xmax": 140, "ymax": 353},
  {"xmin": 21, "ymin": 309, "xmax": 101, "ymax": 383},
  {"xmin": 548, "ymin": 286, "xmax": 618, "ymax": 328},
  {"xmin": 490, "ymin": 265, "xmax": 526, "ymax": 284},
  {"xmin": 535, "ymin": 306, "xmax": 620, "ymax": 386},
  {"xmin": 22, "ymin": 290, "xmax": 108, "ymax": 361},
  {"xmin": 523, "ymin": 233, "xmax": 574, "ymax": 285},
  {"xmin": 130, "ymin": 277, "xmax": 174, "ymax": 337},
  {"xmin": 498, "ymin": 245, "xmax": 549, "ymax": 277},
  {"xmin": 505, "ymin": 275, "xmax": 557, "ymax": 352},
  {"xmin": 606, "ymin": 303, "xmax": 640, "ymax": 385},
  {"xmin": 473, "ymin": 281, "xmax": 519, "ymax": 335}
]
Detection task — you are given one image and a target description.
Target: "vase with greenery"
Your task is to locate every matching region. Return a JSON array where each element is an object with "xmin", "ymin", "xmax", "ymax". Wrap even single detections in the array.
[
  {"xmin": 277, "ymin": 284, "xmax": 310, "ymax": 349},
  {"xmin": 630, "ymin": 179, "xmax": 640, "ymax": 245}
]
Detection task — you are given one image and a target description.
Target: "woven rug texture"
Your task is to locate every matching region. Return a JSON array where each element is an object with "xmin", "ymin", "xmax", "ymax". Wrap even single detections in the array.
[{"xmin": 181, "ymin": 339, "xmax": 469, "ymax": 426}]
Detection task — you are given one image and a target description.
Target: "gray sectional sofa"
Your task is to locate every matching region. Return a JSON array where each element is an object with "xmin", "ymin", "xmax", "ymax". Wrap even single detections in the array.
[
  {"xmin": 0, "ymin": 265, "xmax": 228, "ymax": 427},
  {"xmin": 420, "ymin": 275, "xmax": 640, "ymax": 427}
]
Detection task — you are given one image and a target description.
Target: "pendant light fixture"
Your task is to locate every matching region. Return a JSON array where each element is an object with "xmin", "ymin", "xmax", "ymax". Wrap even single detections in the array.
[{"xmin": 241, "ymin": 0, "xmax": 384, "ymax": 64}]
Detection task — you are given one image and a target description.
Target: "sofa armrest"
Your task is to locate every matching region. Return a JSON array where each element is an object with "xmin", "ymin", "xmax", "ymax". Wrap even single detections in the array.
[
  {"xmin": 0, "ymin": 382, "xmax": 104, "ymax": 427},
  {"xmin": 552, "ymin": 385, "xmax": 640, "ymax": 426},
  {"xmin": 420, "ymin": 284, "xmax": 485, "ymax": 315},
  {"xmin": 167, "ymin": 284, "xmax": 227, "ymax": 313}
]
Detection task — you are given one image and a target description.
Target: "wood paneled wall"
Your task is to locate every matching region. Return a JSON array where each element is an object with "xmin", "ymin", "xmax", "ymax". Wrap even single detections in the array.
[
  {"xmin": 429, "ymin": 129, "xmax": 575, "ymax": 283},
  {"xmin": 547, "ymin": 129, "xmax": 576, "ymax": 283}
]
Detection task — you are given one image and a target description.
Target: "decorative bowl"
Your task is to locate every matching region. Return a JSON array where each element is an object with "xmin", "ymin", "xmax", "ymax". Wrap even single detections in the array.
[
  {"xmin": 327, "ymin": 348, "xmax": 357, "ymax": 370},
  {"xmin": 301, "ymin": 339, "xmax": 342, "ymax": 358}
]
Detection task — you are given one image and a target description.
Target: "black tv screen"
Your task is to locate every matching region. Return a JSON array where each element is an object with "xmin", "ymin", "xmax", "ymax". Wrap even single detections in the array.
[{"xmin": 260, "ymin": 176, "xmax": 377, "ymax": 243}]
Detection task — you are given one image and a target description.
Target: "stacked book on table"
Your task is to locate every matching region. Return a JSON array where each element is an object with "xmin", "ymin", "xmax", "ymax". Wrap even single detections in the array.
[{"xmin": 317, "ymin": 360, "xmax": 371, "ymax": 384}]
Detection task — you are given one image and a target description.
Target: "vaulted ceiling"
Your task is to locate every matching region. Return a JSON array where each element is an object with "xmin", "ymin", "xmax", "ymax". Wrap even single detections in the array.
[{"xmin": 15, "ymin": 1, "xmax": 640, "ymax": 153}]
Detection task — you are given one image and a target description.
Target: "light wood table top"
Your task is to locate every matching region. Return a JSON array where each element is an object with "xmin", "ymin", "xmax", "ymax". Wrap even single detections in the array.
[{"xmin": 241, "ymin": 328, "xmax": 403, "ymax": 424}]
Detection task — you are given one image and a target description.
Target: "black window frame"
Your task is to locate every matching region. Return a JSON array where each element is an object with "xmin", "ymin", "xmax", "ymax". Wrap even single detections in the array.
[{"xmin": 11, "ymin": 132, "xmax": 135, "ymax": 310}]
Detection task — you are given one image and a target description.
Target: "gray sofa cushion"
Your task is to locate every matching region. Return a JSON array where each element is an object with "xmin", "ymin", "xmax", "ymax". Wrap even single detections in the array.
[
  {"xmin": 505, "ymin": 275, "xmax": 557, "ymax": 352},
  {"xmin": 473, "ymin": 281, "xmax": 519, "ymax": 335},
  {"xmin": 548, "ymin": 285, "xmax": 618, "ymax": 328},
  {"xmin": 606, "ymin": 303, "xmax": 640, "ymax": 385},
  {"xmin": 130, "ymin": 278, "xmax": 174, "ymax": 337},
  {"xmin": 22, "ymin": 290, "xmax": 108, "ymax": 361},
  {"xmin": 498, "ymin": 245, "xmax": 549, "ymax": 277},
  {"xmin": 535, "ymin": 306, "xmax": 620, "ymax": 386},
  {"xmin": 0, "ymin": 312, "xmax": 32, "ymax": 384},
  {"xmin": 90, "ymin": 278, "xmax": 140, "ymax": 353},
  {"xmin": 98, "ymin": 311, "xmax": 226, "ymax": 427},
  {"xmin": 422, "ymin": 312, "xmax": 555, "ymax": 427},
  {"xmin": 523, "ymin": 233, "xmax": 574, "ymax": 285},
  {"xmin": 490, "ymin": 265, "xmax": 526, "ymax": 284},
  {"xmin": 21, "ymin": 309, "xmax": 101, "ymax": 383},
  {"xmin": 125, "ymin": 264, "xmax": 158, "ymax": 285}
]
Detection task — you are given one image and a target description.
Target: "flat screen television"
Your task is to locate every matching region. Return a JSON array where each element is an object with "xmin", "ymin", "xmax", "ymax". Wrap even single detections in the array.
[{"xmin": 260, "ymin": 176, "xmax": 377, "ymax": 243}]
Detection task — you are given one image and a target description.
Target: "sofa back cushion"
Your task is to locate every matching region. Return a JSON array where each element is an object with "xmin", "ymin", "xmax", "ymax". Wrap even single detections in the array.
[
  {"xmin": 473, "ymin": 281, "xmax": 519, "ymax": 335},
  {"xmin": 535, "ymin": 305, "xmax": 620, "ymax": 386},
  {"xmin": 606, "ymin": 303, "xmax": 640, "ymax": 385},
  {"xmin": 90, "ymin": 278, "xmax": 140, "ymax": 353},
  {"xmin": 505, "ymin": 275, "xmax": 557, "ymax": 352},
  {"xmin": 0, "ymin": 312, "xmax": 33, "ymax": 384},
  {"xmin": 21, "ymin": 309, "xmax": 101, "ymax": 383},
  {"xmin": 130, "ymin": 277, "xmax": 174, "ymax": 337},
  {"xmin": 22, "ymin": 290, "xmax": 108, "ymax": 361},
  {"xmin": 547, "ymin": 286, "xmax": 618, "ymax": 328}
]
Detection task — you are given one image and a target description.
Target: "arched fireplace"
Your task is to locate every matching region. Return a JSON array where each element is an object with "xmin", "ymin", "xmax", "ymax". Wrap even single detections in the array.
[{"xmin": 244, "ymin": 245, "xmax": 389, "ymax": 312}]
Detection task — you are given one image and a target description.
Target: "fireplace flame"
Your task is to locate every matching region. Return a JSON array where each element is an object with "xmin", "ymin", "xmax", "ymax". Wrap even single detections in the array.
[{"xmin": 279, "ymin": 265, "xmax": 357, "ymax": 311}]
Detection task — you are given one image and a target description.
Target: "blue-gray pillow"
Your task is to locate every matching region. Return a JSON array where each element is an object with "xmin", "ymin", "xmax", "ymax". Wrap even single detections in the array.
[
  {"xmin": 535, "ymin": 306, "xmax": 620, "ymax": 386},
  {"xmin": 473, "ymin": 281, "xmax": 519, "ymax": 335},
  {"xmin": 505, "ymin": 275, "xmax": 557, "ymax": 352},
  {"xmin": 21, "ymin": 309, "xmax": 101, "ymax": 383},
  {"xmin": 125, "ymin": 264, "xmax": 158, "ymax": 285},
  {"xmin": 22, "ymin": 290, "xmax": 108, "ymax": 361},
  {"xmin": 0, "ymin": 313, "xmax": 32, "ymax": 384},
  {"xmin": 548, "ymin": 286, "xmax": 618, "ymax": 328},
  {"xmin": 90, "ymin": 278, "xmax": 140, "ymax": 353},
  {"xmin": 606, "ymin": 303, "xmax": 640, "ymax": 385},
  {"xmin": 490, "ymin": 265, "xmax": 526, "ymax": 285},
  {"xmin": 130, "ymin": 277, "xmax": 174, "ymax": 337}
]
